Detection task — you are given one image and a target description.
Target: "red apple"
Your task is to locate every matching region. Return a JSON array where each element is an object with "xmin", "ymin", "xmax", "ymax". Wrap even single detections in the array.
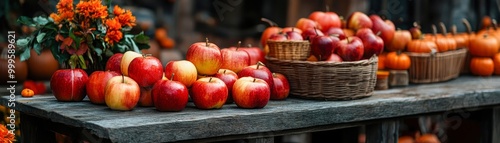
[
  {"xmin": 138, "ymin": 86, "xmax": 153, "ymax": 107},
  {"xmin": 324, "ymin": 27, "xmax": 346, "ymax": 40},
  {"xmin": 128, "ymin": 55, "xmax": 163, "ymax": 87},
  {"xmin": 260, "ymin": 18, "xmax": 282, "ymax": 47},
  {"xmin": 309, "ymin": 11, "xmax": 341, "ymax": 32},
  {"xmin": 237, "ymin": 62, "xmax": 274, "ymax": 96},
  {"xmin": 105, "ymin": 53, "xmax": 123, "ymax": 74},
  {"xmin": 347, "ymin": 12, "xmax": 373, "ymax": 30},
  {"xmin": 336, "ymin": 36, "xmax": 364, "ymax": 61},
  {"xmin": 268, "ymin": 33, "xmax": 287, "ymax": 41},
  {"xmin": 214, "ymin": 69, "xmax": 238, "ymax": 103},
  {"xmin": 191, "ymin": 77, "xmax": 228, "ymax": 109},
  {"xmin": 152, "ymin": 77, "xmax": 189, "ymax": 111},
  {"xmin": 370, "ymin": 15, "xmax": 395, "ymax": 44},
  {"xmin": 302, "ymin": 28, "xmax": 324, "ymax": 41},
  {"xmin": 186, "ymin": 38, "xmax": 223, "ymax": 75},
  {"xmin": 50, "ymin": 69, "xmax": 89, "ymax": 102},
  {"xmin": 269, "ymin": 29, "xmax": 303, "ymax": 41},
  {"xmin": 296, "ymin": 18, "xmax": 321, "ymax": 31},
  {"xmin": 325, "ymin": 53, "xmax": 343, "ymax": 62},
  {"xmin": 221, "ymin": 42, "xmax": 251, "ymax": 73},
  {"xmin": 105, "ymin": 75, "xmax": 141, "ymax": 111},
  {"xmin": 164, "ymin": 60, "xmax": 198, "ymax": 87},
  {"xmin": 230, "ymin": 44, "xmax": 265, "ymax": 65},
  {"xmin": 282, "ymin": 27, "xmax": 303, "ymax": 34},
  {"xmin": 310, "ymin": 35, "xmax": 340, "ymax": 61},
  {"xmin": 410, "ymin": 22, "xmax": 422, "ymax": 39},
  {"xmin": 232, "ymin": 77, "xmax": 270, "ymax": 108},
  {"xmin": 356, "ymin": 28, "xmax": 384, "ymax": 59},
  {"xmin": 120, "ymin": 51, "xmax": 142, "ymax": 76},
  {"xmin": 86, "ymin": 71, "xmax": 120, "ymax": 104},
  {"xmin": 271, "ymin": 73, "xmax": 290, "ymax": 100}
]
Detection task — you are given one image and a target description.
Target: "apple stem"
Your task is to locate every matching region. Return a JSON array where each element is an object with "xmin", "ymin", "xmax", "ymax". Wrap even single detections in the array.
[
  {"xmin": 375, "ymin": 31, "xmax": 381, "ymax": 36},
  {"xmin": 247, "ymin": 44, "xmax": 252, "ymax": 48},
  {"xmin": 253, "ymin": 78, "xmax": 256, "ymax": 82},
  {"xmin": 261, "ymin": 18, "xmax": 278, "ymax": 27},
  {"xmin": 256, "ymin": 61, "xmax": 264, "ymax": 69},
  {"xmin": 223, "ymin": 69, "xmax": 227, "ymax": 74},
  {"xmin": 237, "ymin": 41, "xmax": 241, "ymax": 50},
  {"xmin": 292, "ymin": 27, "xmax": 295, "ymax": 32},
  {"xmin": 325, "ymin": 5, "xmax": 330, "ymax": 12},
  {"xmin": 314, "ymin": 27, "xmax": 319, "ymax": 35},
  {"xmin": 209, "ymin": 77, "xmax": 213, "ymax": 82},
  {"xmin": 272, "ymin": 73, "xmax": 276, "ymax": 77},
  {"xmin": 346, "ymin": 37, "xmax": 350, "ymax": 43},
  {"xmin": 143, "ymin": 54, "xmax": 152, "ymax": 58},
  {"xmin": 206, "ymin": 37, "xmax": 209, "ymax": 47},
  {"xmin": 413, "ymin": 22, "xmax": 420, "ymax": 29},
  {"xmin": 121, "ymin": 75, "xmax": 125, "ymax": 83},
  {"xmin": 170, "ymin": 73, "xmax": 175, "ymax": 81}
]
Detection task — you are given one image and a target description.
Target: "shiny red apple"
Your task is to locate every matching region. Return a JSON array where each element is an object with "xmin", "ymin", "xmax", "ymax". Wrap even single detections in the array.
[
  {"xmin": 105, "ymin": 75, "xmax": 141, "ymax": 111},
  {"xmin": 347, "ymin": 12, "xmax": 373, "ymax": 30},
  {"xmin": 214, "ymin": 69, "xmax": 238, "ymax": 103},
  {"xmin": 356, "ymin": 28, "xmax": 384, "ymax": 59},
  {"xmin": 86, "ymin": 70, "xmax": 120, "ymax": 104},
  {"xmin": 105, "ymin": 53, "xmax": 123, "ymax": 74},
  {"xmin": 271, "ymin": 73, "xmax": 289, "ymax": 100},
  {"xmin": 152, "ymin": 77, "xmax": 189, "ymax": 111},
  {"xmin": 128, "ymin": 55, "xmax": 163, "ymax": 87},
  {"xmin": 302, "ymin": 28, "xmax": 324, "ymax": 41},
  {"xmin": 221, "ymin": 42, "xmax": 251, "ymax": 73},
  {"xmin": 324, "ymin": 27, "xmax": 346, "ymax": 40},
  {"xmin": 230, "ymin": 44, "xmax": 265, "ymax": 65},
  {"xmin": 310, "ymin": 35, "xmax": 340, "ymax": 61},
  {"xmin": 370, "ymin": 15, "xmax": 395, "ymax": 44},
  {"xmin": 191, "ymin": 77, "xmax": 228, "ymax": 109},
  {"xmin": 238, "ymin": 62, "xmax": 274, "ymax": 96},
  {"xmin": 336, "ymin": 36, "xmax": 364, "ymax": 61},
  {"xmin": 296, "ymin": 18, "xmax": 321, "ymax": 31},
  {"xmin": 309, "ymin": 11, "xmax": 341, "ymax": 32},
  {"xmin": 138, "ymin": 86, "xmax": 154, "ymax": 107},
  {"xmin": 164, "ymin": 60, "xmax": 198, "ymax": 87},
  {"xmin": 232, "ymin": 77, "xmax": 270, "ymax": 108},
  {"xmin": 50, "ymin": 69, "xmax": 89, "ymax": 102},
  {"xmin": 186, "ymin": 38, "xmax": 223, "ymax": 75}
]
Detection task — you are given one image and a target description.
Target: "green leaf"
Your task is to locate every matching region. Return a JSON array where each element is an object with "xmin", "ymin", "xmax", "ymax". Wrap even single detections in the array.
[
  {"xmin": 133, "ymin": 32, "xmax": 150, "ymax": 44},
  {"xmin": 115, "ymin": 43, "xmax": 128, "ymax": 53},
  {"xmin": 94, "ymin": 48, "xmax": 103, "ymax": 55},
  {"xmin": 51, "ymin": 44, "xmax": 70, "ymax": 65},
  {"xmin": 69, "ymin": 55, "xmax": 78, "ymax": 69},
  {"xmin": 87, "ymin": 51, "xmax": 94, "ymax": 64},
  {"xmin": 17, "ymin": 16, "xmax": 34, "ymax": 26},
  {"xmin": 16, "ymin": 38, "xmax": 30, "ymax": 49},
  {"xmin": 78, "ymin": 55, "xmax": 87, "ymax": 69},
  {"xmin": 126, "ymin": 37, "xmax": 141, "ymax": 53},
  {"xmin": 136, "ymin": 43, "xmax": 150, "ymax": 50},
  {"xmin": 33, "ymin": 16, "xmax": 49, "ymax": 25},
  {"xmin": 20, "ymin": 49, "xmax": 31, "ymax": 62},
  {"xmin": 36, "ymin": 33, "xmax": 46, "ymax": 43}
]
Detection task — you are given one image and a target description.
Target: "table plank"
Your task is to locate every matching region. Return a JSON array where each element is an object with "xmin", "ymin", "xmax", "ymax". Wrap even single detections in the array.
[{"xmin": 2, "ymin": 76, "xmax": 500, "ymax": 143}]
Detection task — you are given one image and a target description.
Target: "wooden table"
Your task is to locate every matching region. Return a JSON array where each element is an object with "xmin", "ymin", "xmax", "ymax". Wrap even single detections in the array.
[{"xmin": 1, "ymin": 76, "xmax": 500, "ymax": 143}]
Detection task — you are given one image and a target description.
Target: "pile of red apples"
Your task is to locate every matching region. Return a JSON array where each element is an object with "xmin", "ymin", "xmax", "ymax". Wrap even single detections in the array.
[
  {"xmin": 50, "ymin": 39, "xmax": 290, "ymax": 111},
  {"xmin": 261, "ymin": 11, "xmax": 400, "ymax": 62}
]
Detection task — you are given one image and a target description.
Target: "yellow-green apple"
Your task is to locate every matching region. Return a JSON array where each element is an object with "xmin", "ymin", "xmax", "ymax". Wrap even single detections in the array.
[
  {"xmin": 86, "ymin": 71, "xmax": 120, "ymax": 104},
  {"xmin": 260, "ymin": 18, "xmax": 282, "ymax": 47},
  {"xmin": 214, "ymin": 69, "xmax": 238, "ymax": 103},
  {"xmin": 310, "ymin": 35, "xmax": 340, "ymax": 61},
  {"xmin": 238, "ymin": 62, "xmax": 274, "ymax": 96},
  {"xmin": 302, "ymin": 28, "xmax": 324, "ymax": 41},
  {"xmin": 128, "ymin": 55, "xmax": 163, "ymax": 87},
  {"xmin": 220, "ymin": 41, "xmax": 250, "ymax": 73},
  {"xmin": 50, "ymin": 69, "xmax": 89, "ymax": 101},
  {"xmin": 120, "ymin": 51, "xmax": 142, "ymax": 76},
  {"xmin": 347, "ymin": 12, "xmax": 372, "ymax": 30},
  {"xmin": 296, "ymin": 18, "xmax": 321, "ymax": 31},
  {"xmin": 152, "ymin": 76, "xmax": 189, "ymax": 111},
  {"xmin": 138, "ymin": 86, "xmax": 153, "ymax": 107},
  {"xmin": 309, "ymin": 11, "xmax": 341, "ymax": 32},
  {"xmin": 232, "ymin": 77, "xmax": 270, "ymax": 108},
  {"xmin": 186, "ymin": 38, "xmax": 223, "ymax": 75},
  {"xmin": 410, "ymin": 22, "xmax": 422, "ymax": 39},
  {"xmin": 356, "ymin": 28, "xmax": 384, "ymax": 59},
  {"xmin": 105, "ymin": 76, "xmax": 140, "ymax": 111},
  {"xmin": 230, "ymin": 44, "xmax": 265, "ymax": 65},
  {"xmin": 325, "ymin": 53, "xmax": 343, "ymax": 62},
  {"xmin": 370, "ymin": 15, "xmax": 395, "ymax": 44},
  {"xmin": 271, "ymin": 73, "xmax": 290, "ymax": 100},
  {"xmin": 325, "ymin": 27, "xmax": 347, "ymax": 40},
  {"xmin": 164, "ymin": 60, "xmax": 198, "ymax": 87},
  {"xmin": 191, "ymin": 77, "xmax": 228, "ymax": 109},
  {"xmin": 105, "ymin": 53, "xmax": 123, "ymax": 74},
  {"xmin": 336, "ymin": 36, "xmax": 364, "ymax": 61}
]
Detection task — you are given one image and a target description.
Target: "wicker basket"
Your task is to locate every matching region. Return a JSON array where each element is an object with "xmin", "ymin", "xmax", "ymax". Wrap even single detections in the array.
[
  {"xmin": 265, "ymin": 56, "xmax": 378, "ymax": 100},
  {"xmin": 460, "ymin": 48, "xmax": 471, "ymax": 74},
  {"xmin": 267, "ymin": 40, "xmax": 310, "ymax": 61},
  {"xmin": 406, "ymin": 48, "xmax": 467, "ymax": 83}
]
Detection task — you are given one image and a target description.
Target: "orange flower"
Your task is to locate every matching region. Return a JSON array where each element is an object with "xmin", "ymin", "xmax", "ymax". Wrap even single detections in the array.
[
  {"xmin": 105, "ymin": 30, "xmax": 123, "ymax": 45},
  {"xmin": 51, "ymin": 0, "xmax": 74, "ymax": 23},
  {"xmin": 113, "ymin": 5, "xmax": 136, "ymax": 27},
  {"xmin": 0, "ymin": 125, "xmax": 15, "ymax": 143},
  {"xmin": 76, "ymin": 0, "xmax": 108, "ymax": 20},
  {"xmin": 105, "ymin": 18, "xmax": 122, "ymax": 30},
  {"xmin": 50, "ymin": 13, "xmax": 62, "ymax": 24}
]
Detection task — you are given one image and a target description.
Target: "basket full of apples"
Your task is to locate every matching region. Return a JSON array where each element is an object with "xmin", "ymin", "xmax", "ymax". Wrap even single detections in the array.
[
  {"xmin": 261, "ymin": 11, "xmax": 386, "ymax": 100},
  {"xmin": 262, "ymin": 18, "xmax": 311, "ymax": 61}
]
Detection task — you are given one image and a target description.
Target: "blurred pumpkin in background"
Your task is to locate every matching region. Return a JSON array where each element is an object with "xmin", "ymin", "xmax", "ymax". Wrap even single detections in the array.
[
  {"xmin": 470, "ymin": 57, "xmax": 494, "ymax": 76},
  {"xmin": 0, "ymin": 46, "xmax": 28, "ymax": 84},
  {"xmin": 27, "ymin": 49, "xmax": 59, "ymax": 80}
]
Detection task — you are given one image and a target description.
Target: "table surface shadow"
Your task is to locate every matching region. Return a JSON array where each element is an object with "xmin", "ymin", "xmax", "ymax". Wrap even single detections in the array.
[{"xmin": 1, "ymin": 76, "xmax": 500, "ymax": 143}]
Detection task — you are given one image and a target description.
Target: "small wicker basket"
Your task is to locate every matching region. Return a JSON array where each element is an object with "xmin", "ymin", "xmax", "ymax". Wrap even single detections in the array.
[
  {"xmin": 406, "ymin": 48, "xmax": 467, "ymax": 83},
  {"xmin": 265, "ymin": 56, "xmax": 378, "ymax": 100},
  {"xmin": 267, "ymin": 40, "xmax": 310, "ymax": 61}
]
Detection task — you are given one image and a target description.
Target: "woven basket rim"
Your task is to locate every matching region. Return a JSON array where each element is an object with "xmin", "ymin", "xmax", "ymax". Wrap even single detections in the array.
[
  {"xmin": 265, "ymin": 55, "xmax": 378, "ymax": 66},
  {"xmin": 405, "ymin": 48, "xmax": 467, "ymax": 57},
  {"xmin": 267, "ymin": 40, "xmax": 310, "ymax": 44}
]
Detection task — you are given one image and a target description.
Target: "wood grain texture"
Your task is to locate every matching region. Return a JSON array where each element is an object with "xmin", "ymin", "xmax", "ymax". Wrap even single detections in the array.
[{"xmin": 2, "ymin": 76, "xmax": 500, "ymax": 143}]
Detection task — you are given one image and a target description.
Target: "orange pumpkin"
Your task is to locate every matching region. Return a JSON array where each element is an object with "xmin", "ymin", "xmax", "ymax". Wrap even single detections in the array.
[
  {"xmin": 462, "ymin": 19, "xmax": 476, "ymax": 48},
  {"xmin": 307, "ymin": 55, "xmax": 318, "ymax": 61},
  {"xmin": 438, "ymin": 23, "xmax": 457, "ymax": 51},
  {"xmin": 378, "ymin": 52, "xmax": 387, "ymax": 70},
  {"xmin": 416, "ymin": 134, "xmax": 440, "ymax": 143},
  {"xmin": 494, "ymin": 53, "xmax": 500, "ymax": 75},
  {"xmin": 470, "ymin": 57, "xmax": 494, "ymax": 76},
  {"xmin": 398, "ymin": 136, "xmax": 415, "ymax": 143},
  {"xmin": 450, "ymin": 25, "xmax": 467, "ymax": 48},
  {"xmin": 469, "ymin": 34, "xmax": 499, "ymax": 57},
  {"xmin": 386, "ymin": 29, "xmax": 412, "ymax": 51},
  {"xmin": 21, "ymin": 88, "xmax": 35, "ymax": 97},
  {"xmin": 407, "ymin": 38, "xmax": 438, "ymax": 53},
  {"xmin": 385, "ymin": 51, "xmax": 411, "ymax": 70}
]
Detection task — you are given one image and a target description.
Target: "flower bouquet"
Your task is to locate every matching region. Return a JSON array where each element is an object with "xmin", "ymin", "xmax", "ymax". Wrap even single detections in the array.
[{"xmin": 16, "ymin": 0, "xmax": 150, "ymax": 71}]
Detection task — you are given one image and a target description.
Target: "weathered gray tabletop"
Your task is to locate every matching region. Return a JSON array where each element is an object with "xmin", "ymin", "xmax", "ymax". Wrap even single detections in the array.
[{"xmin": 1, "ymin": 76, "xmax": 500, "ymax": 143}]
